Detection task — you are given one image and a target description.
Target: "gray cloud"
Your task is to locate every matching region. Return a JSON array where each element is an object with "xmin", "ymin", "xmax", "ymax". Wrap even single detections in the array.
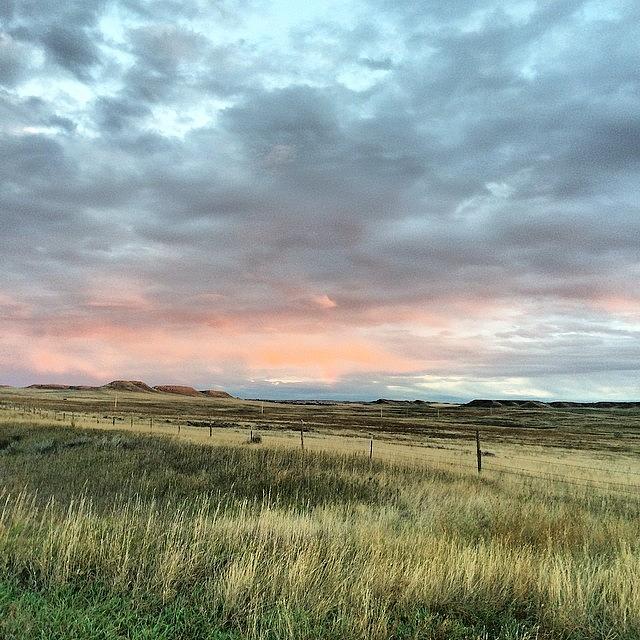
[
  {"xmin": 95, "ymin": 95, "xmax": 152, "ymax": 132},
  {"xmin": 40, "ymin": 25, "xmax": 101, "ymax": 78},
  {"xmin": 0, "ymin": 33, "xmax": 30, "ymax": 86},
  {"xmin": 4, "ymin": 0, "xmax": 107, "ymax": 78},
  {"xmin": 358, "ymin": 57, "xmax": 394, "ymax": 70}
]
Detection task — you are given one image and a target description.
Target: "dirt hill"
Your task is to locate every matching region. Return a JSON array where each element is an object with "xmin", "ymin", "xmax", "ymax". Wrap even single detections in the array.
[
  {"xmin": 465, "ymin": 399, "xmax": 505, "ymax": 407},
  {"xmin": 101, "ymin": 380, "xmax": 156, "ymax": 393},
  {"xmin": 153, "ymin": 385, "xmax": 201, "ymax": 397},
  {"xmin": 200, "ymin": 389, "xmax": 233, "ymax": 398}
]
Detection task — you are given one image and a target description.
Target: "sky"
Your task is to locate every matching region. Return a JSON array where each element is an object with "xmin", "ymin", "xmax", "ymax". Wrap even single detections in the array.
[{"xmin": 1, "ymin": 0, "xmax": 639, "ymax": 401}]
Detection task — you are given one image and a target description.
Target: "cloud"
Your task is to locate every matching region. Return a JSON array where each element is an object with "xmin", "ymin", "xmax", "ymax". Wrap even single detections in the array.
[
  {"xmin": 312, "ymin": 294, "xmax": 338, "ymax": 309},
  {"xmin": 95, "ymin": 95, "xmax": 152, "ymax": 132},
  {"xmin": 357, "ymin": 56, "xmax": 394, "ymax": 70},
  {"xmin": 40, "ymin": 25, "xmax": 101, "ymax": 78},
  {"xmin": 0, "ymin": 0, "xmax": 639, "ymax": 399},
  {"xmin": 4, "ymin": 0, "xmax": 107, "ymax": 79},
  {"xmin": 0, "ymin": 33, "xmax": 31, "ymax": 86}
]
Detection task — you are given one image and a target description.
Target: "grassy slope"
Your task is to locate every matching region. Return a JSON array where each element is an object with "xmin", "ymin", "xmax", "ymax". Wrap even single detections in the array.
[{"xmin": 0, "ymin": 423, "xmax": 638, "ymax": 639}]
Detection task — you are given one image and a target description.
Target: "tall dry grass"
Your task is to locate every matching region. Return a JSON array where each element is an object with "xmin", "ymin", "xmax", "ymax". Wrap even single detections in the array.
[
  {"xmin": 0, "ymin": 487, "xmax": 638, "ymax": 637},
  {"xmin": 0, "ymin": 421, "xmax": 638, "ymax": 638}
]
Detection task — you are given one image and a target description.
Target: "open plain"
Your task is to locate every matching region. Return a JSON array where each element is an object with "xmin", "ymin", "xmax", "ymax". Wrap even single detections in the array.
[{"xmin": 0, "ymin": 385, "xmax": 638, "ymax": 639}]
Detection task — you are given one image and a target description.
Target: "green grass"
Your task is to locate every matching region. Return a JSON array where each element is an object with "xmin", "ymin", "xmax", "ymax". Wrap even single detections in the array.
[
  {"xmin": 0, "ymin": 423, "xmax": 638, "ymax": 639},
  {"xmin": 0, "ymin": 580, "xmax": 242, "ymax": 640},
  {"xmin": 0, "ymin": 579, "xmax": 546, "ymax": 640}
]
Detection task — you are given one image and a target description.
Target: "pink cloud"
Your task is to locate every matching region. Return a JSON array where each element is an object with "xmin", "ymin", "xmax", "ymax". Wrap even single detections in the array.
[
  {"xmin": 594, "ymin": 296, "xmax": 640, "ymax": 317},
  {"xmin": 311, "ymin": 294, "xmax": 337, "ymax": 309}
]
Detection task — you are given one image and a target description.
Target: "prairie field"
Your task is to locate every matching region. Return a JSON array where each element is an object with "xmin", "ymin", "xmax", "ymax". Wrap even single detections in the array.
[{"xmin": 0, "ymin": 388, "xmax": 639, "ymax": 639}]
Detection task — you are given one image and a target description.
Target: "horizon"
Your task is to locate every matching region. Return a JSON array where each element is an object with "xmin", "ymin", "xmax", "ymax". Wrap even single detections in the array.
[
  {"xmin": 2, "ymin": 0, "xmax": 639, "ymax": 401},
  {"xmin": 2, "ymin": 378, "xmax": 638, "ymax": 405}
]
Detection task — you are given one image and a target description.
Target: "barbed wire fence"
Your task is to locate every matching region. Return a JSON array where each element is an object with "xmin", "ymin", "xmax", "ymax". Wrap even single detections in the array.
[{"xmin": 1, "ymin": 400, "xmax": 639, "ymax": 499}]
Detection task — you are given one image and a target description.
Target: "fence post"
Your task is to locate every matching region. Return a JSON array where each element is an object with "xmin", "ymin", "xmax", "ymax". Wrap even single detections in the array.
[
  {"xmin": 476, "ymin": 429, "xmax": 482, "ymax": 474},
  {"xmin": 112, "ymin": 416, "xmax": 115, "ymax": 426},
  {"xmin": 150, "ymin": 417, "xmax": 153, "ymax": 430},
  {"xmin": 300, "ymin": 428, "xmax": 304, "ymax": 451},
  {"xmin": 209, "ymin": 423, "xmax": 212, "ymax": 437},
  {"xmin": 369, "ymin": 436, "xmax": 373, "ymax": 461}
]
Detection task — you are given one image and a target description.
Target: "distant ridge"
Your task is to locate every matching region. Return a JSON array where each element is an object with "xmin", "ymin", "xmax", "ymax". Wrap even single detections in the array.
[
  {"xmin": 27, "ymin": 384, "xmax": 71, "ymax": 390},
  {"xmin": 16, "ymin": 380, "xmax": 233, "ymax": 398},
  {"xmin": 27, "ymin": 384, "xmax": 96, "ymax": 391},
  {"xmin": 153, "ymin": 386, "xmax": 234, "ymax": 398},
  {"xmin": 465, "ymin": 399, "xmax": 640, "ymax": 409},
  {"xmin": 373, "ymin": 398, "xmax": 428, "ymax": 404}
]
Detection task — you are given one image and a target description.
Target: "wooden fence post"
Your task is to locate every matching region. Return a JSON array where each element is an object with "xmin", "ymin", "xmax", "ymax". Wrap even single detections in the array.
[
  {"xmin": 476, "ymin": 429, "xmax": 482, "ymax": 474},
  {"xmin": 112, "ymin": 416, "xmax": 115, "ymax": 426},
  {"xmin": 369, "ymin": 437, "xmax": 373, "ymax": 461},
  {"xmin": 209, "ymin": 423, "xmax": 212, "ymax": 437},
  {"xmin": 300, "ymin": 429, "xmax": 304, "ymax": 451}
]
